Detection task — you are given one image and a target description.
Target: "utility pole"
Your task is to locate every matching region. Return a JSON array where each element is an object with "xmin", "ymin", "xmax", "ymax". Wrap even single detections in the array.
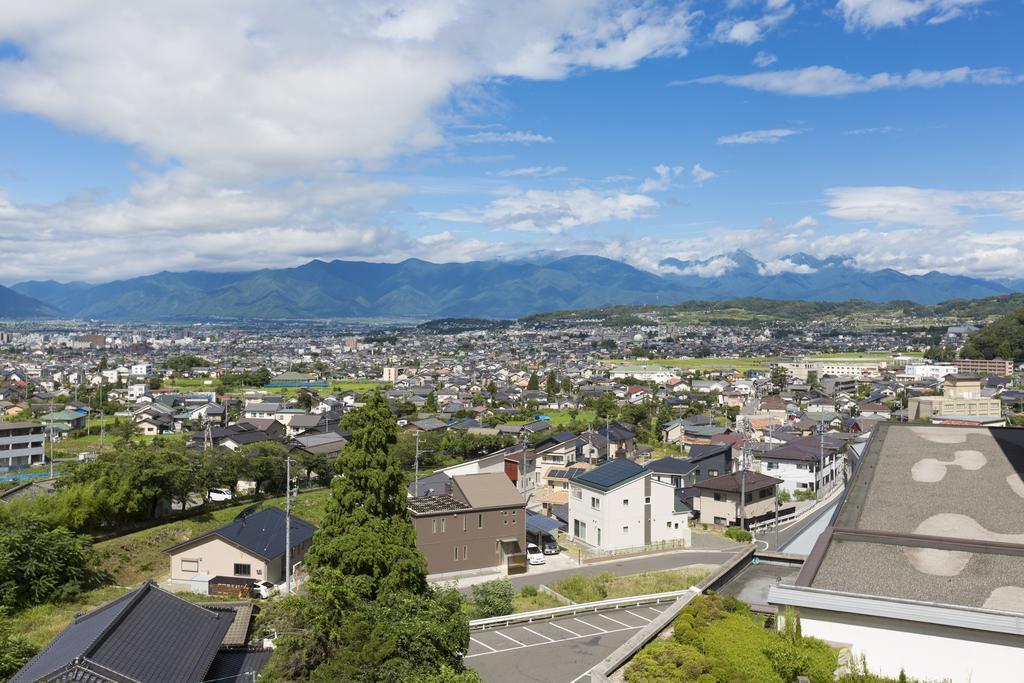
[
  {"xmin": 739, "ymin": 417, "xmax": 749, "ymax": 530},
  {"xmin": 284, "ymin": 456, "xmax": 294, "ymax": 595},
  {"xmin": 48, "ymin": 399, "xmax": 54, "ymax": 476},
  {"xmin": 414, "ymin": 430, "xmax": 420, "ymax": 497}
]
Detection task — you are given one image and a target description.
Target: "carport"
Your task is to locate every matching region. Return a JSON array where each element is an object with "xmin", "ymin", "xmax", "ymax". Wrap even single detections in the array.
[{"xmin": 526, "ymin": 511, "xmax": 565, "ymax": 537}]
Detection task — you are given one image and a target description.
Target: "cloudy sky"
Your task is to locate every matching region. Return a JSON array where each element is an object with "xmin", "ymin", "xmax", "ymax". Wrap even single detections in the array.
[{"xmin": 0, "ymin": 0, "xmax": 1022, "ymax": 284}]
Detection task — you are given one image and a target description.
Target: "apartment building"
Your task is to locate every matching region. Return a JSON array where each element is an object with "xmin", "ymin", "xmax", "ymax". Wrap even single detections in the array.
[
  {"xmin": 907, "ymin": 375, "xmax": 1003, "ymax": 422},
  {"xmin": 954, "ymin": 358, "xmax": 1015, "ymax": 376},
  {"xmin": 0, "ymin": 421, "xmax": 46, "ymax": 469}
]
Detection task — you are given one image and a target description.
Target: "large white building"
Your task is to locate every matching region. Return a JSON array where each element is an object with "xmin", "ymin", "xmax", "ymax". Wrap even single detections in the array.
[
  {"xmin": 0, "ymin": 421, "xmax": 46, "ymax": 469},
  {"xmin": 609, "ymin": 364, "xmax": 677, "ymax": 384},
  {"xmin": 779, "ymin": 357, "xmax": 883, "ymax": 382},
  {"xmin": 568, "ymin": 458, "xmax": 690, "ymax": 551},
  {"xmin": 902, "ymin": 363, "xmax": 958, "ymax": 381},
  {"xmin": 769, "ymin": 424, "xmax": 1024, "ymax": 683}
]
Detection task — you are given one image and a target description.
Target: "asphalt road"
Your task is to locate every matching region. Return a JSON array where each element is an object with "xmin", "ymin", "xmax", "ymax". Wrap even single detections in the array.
[
  {"xmin": 758, "ymin": 495, "xmax": 842, "ymax": 552},
  {"xmin": 467, "ymin": 603, "xmax": 670, "ymax": 683}
]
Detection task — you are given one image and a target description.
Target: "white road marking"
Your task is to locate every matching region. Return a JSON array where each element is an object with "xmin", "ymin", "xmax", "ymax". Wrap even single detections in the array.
[
  {"xmin": 568, "ymin": 667, "xmax": 595, "ymax": 683},
  {"xmin": 470, "ymin": 636, "xmax": 498, "ymax": 653},
  {"xmin": 625, "ymin": 610, "xmax": 652, "ymax": 623},
  {"xmin": 522, "ymin": 626, "xmax": 554, "ymax": 642},
  {"xmin": 548, "ymin": 622, "xmax": 581, "ymax": 637},
  {"xmin": 495, "ymin": 631, "xmax": 525, "ymax": 647},
  {"xmin": 465, "ymin": 624, "xmax": 645, "ymax": 659},
  {"xmin": 574, "ymin": 617, "xmax": 606, "ymax": 633},
  {"xmin": 597, "ymin": 613, "xmax": 631, "ymax": 628},
  {"xmin": 643, "ymin": 606, "xmax": 662, "ymax": 617}
]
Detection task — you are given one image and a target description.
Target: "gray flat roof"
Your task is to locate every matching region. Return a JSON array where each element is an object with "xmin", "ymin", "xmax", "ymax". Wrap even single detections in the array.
[{"xmin": 801, "ymin": 423, "xmax": 1024, "ymax": 616}]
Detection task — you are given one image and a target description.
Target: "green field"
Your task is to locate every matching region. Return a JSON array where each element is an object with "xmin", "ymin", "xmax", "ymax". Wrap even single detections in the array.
[
  {"xmin": 610, "ymin": 357, "xmax": 776, "ymax": 371},
  {"xmin": 509, "ymin": 408, "xmax": 597, "ymax": 428}
]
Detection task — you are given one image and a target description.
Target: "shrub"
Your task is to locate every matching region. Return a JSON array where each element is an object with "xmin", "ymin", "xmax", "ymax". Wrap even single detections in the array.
[
  {"xmin": 551, "ymin": 574, "xmax": 609, "ymax": 603},
  {"xmin": 724, "ymin": 526, "xmax": 752, "ymax": 543},
  {"xmin": 469, "ymin": 579, "xmax": 514, "ymax": 619},
  {"xmin": 519, "ymin": 584, "xmax": 538, "ymax": 597},
  {"xmin": 625, "ymin": 641, "xmax": 710, "ymax": 683},
  {"xmin": 777, "ymin": 489, "xmax": 793, "ymax": 503}
]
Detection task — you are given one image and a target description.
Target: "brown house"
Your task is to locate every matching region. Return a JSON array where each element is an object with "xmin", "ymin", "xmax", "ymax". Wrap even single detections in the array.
[
  {"xmin": 694, "ymin": 470, "xmax": 782, "ymax": 528},
  {"xmin": 409, "ymin": 472, "xmax": 526, "ymax": 576}
]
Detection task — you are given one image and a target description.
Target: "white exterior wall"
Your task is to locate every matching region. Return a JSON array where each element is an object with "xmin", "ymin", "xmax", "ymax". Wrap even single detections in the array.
[
  {"xmin": 761, "ymin": 459, "xmax": 815, "ymax": 493},
  {"xmin": 568, "ymin": 475, "xmax": 689, "ymax": 551},
  {"xmin": 903, "ymin": 364, "xmax": 958, "ymax": 380},
  {"xmin": 796, "ymin": 607, "xmax": 1024, "ymax": 683}
]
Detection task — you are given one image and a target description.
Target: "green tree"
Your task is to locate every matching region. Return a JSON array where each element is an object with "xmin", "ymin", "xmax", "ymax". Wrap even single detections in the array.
[
  {"xmin": 425, "ymin": 391, "xmax": 439, "ymax": 413},
  {"xmin": 469, "ymin": 579, "xmax": 514, "ymax": 619},
  {"xmin": 527, "ymin": 372, "xmax": 540, "ymax": 390},
  {"xmin": 0, "ymin": 516, "xmax": 102, "ymax": 609},
  {"xmin": 545, "ymin": 371, "xmax": 559, "ymax": 396}
]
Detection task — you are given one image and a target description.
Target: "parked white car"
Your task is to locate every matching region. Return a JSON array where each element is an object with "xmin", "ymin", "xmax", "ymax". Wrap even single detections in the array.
[
  {"xmin": 208, "ymin": 488, "xmax": 233, "ymax": 502},
  {"xmin": 526, "ymin": 543, "xmax": 546, "ymax": 566},
  {"xmin": 252, "ymin": 580, "xmax": 276, "ymax": 599}
]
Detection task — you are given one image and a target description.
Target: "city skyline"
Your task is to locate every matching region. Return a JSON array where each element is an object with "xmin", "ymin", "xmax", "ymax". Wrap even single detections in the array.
[{"xmin": 1, "ymin": 1, "xmax": 1022, "ymax": 284}]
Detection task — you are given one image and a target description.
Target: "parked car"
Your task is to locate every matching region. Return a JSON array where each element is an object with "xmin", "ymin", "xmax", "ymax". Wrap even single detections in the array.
[
  {"xmin": 526, "ymin": 543, "xmax": 545, "ymax": 565},
  {"xmin": 527, "ymin": 529, "xmax": 561, "ymax": 555},
  {"xmin": 252, "ymin": 580, "xmax": 276, "ymax": 599},
  {"xmin": 208, "ymin": 488, "xmax": 233, "ymax": 502}
]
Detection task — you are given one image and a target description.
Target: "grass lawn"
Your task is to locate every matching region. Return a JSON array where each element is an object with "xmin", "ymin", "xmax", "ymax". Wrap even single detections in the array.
[
  {"xmin": 508, "ymin": 408, "xmax": 597, "ymax": 428},
  {"xmin": 10, "ymin": 488, "xmax": 333, "ymax": 649},
  {"xmin": 551, "ymin": 568, "xmax": 713, "ymax": 603},
  {"xmin": 512, "ymin": 590, "xmax": 565, "ymax": 613}
]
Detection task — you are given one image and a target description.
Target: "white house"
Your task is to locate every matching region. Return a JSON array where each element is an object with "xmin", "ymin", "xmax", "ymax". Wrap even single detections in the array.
[
  {"xmin": 127, "ymin": 383, "xmax": 150, "ymax": 401},
  {"xmin": 902, "ymin": 363, "xmax": 958, "ymax": 381},
  {"xmin": 568, "ymin": 458, "xmax": 690, "ymax": 552},
  {"xmin": 759, "ymin": 434, "xmax": 844, "ymax": 495},
  {"xmin": 130, "ymin": 363, "xmax": 152, "ymax": 377}
]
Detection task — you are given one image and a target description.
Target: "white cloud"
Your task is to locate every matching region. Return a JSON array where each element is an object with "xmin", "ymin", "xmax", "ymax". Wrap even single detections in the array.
[
  {"xmin": 459, "ymin": 131, "xmax": 554, "ymax": 144},
  {"xmin": 824, "ymin": 186, "xmax": 1024, "ymax": 227},
  {"xmin": 844, "ymin": 125, "xmax": 901, "ymax": 135},
  {"xmin": 836, "ymin": 0, "xmax": 987, "ymax": 30},
  {"xmin": 430, "ymin": 188, "xmax": 658, "ymax": 234},
  {"xmin": 717, "ymin": 128, "xmax": 800, "ymax": 144},
  {"xmin": 0, "ymin": 1, "xmax": 696, "ymax": 281},
  {"xmin": 495, "ymin": 166, "xmax": 568, "ymax": 177},
  {"xmin": 638, "ymin": 164, "xmax": 684, "ymax": 192},
  {"xmin": 675, "ymin": 256, "xmax": 739, "ymax": 278},
  {"xmin": 682, "ymin": 65, "xmax": 1020, "ymax": 97},
  {"xmin": 691, "ymin": 163, "xmax": 717, "ymax": 184},
  {"xmin": 713, "ymin": 3, "xmax": 794, "ymax": 45},
  {"xmin": 789, "ymin": 215, "xmax": 819, "ymax": 230},
  {"xmin": 757, "ymin": 258, "xmax": 818, "ymax": 275},
  {"xmin": 753, "ymin": 51, "xmax": 778, "ymax": 67}
]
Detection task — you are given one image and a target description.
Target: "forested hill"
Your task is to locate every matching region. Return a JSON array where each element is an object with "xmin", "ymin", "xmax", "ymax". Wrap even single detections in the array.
[{"xmin": 962, "ymin": 305, "xmax": 1024, "ymax": 362}]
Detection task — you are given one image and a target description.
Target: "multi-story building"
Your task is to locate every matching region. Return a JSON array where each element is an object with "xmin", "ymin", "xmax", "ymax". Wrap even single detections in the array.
[
  {"xmin": 779, "ymin": 358, "xmax": 882, "ymax": 382},
  {"xmin": 568, "ymin": 459, "xmax": 691, "ymax": 552},
  {"xmin": 0, "ymin": 421, "xmax": 46, "ymax": 469},
  {"xmin": 694, "ymin": 470, "xmax": 782, "ymax": 527},
  {"xmin": 408, "ymin": 473, "xmax": 526, "ymax": 576},
  {"xmin": 908, "ymin": 375, "xmax": 1003, "ymax": 422},
  {"xmin": 902, "ymin": 364, "xmax": 959, "ymax": 381},
  {"xmin": 955, "ymin": 358, "xmax": 1015, "ymax": 376}
]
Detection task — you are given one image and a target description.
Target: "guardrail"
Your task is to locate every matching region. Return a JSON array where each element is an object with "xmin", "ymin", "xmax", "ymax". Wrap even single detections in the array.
[{"xmin": 469, "ymin": 589, "xmax": 699, "ymax": 630}]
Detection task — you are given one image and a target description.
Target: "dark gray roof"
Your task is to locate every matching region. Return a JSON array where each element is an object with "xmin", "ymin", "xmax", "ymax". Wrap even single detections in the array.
[
  {"xmin": 165, "ymin": 507, "xmax": 316, "ymax": 562},
  {"xmin": 204, "ymin": 649, "xmax": 274, "ymax": 682},
  {"xmin": 12, "ymin": 582, "xmax": 231, "ymax": 683},
  {"xmin": 573, "ymin": 458, "xmax": 646, "ymax": 492},
  {"xmin": 644, "ymin": 456, "xmax": 695, "ymax": 476},
  {"xmin": 407, "ymin": 471, "xmax": 452, "ymax": 497}
]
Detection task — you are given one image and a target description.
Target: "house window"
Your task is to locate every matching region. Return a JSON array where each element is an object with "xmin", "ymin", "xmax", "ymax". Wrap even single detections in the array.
[
  {"xmin": 432, "ymin": 519, "xmax": 438, "ymax": 534},
  {"xmin": 478, "ymin": 513, "xmax": 483, "ymax": 528},
  {"xmin": 713, "ymin": 492, "xmax": 723, "ymax": 501},
  {"xmin": 709, "ymin": 470, "xmax": 719, "ymax": 477},
  {"xmin": 666, "ymin": 521, "xmax": 672, "ymax": 528},
  {"xmin": 574, "ymin": 519, "xmax": 587, "ymax": 539},
  {"xmin": 463, "ymin": 545, "xmax": 468, "ymax": 561},
  {"xmin": 591, "ymin": 497, "xmax": 601, "ymax": 510},
  {"xmin": 644, "ymin": 496, "xmax": 651, "ymax": 504},
  {"xmin": 462, "ymin": 516, "xmax": 467, "ymax": 532},
  {"xmin": 572, "ymin": 487, "xmax": 582, "ymax": 500},
  {"xmin": 745, "ymin": 493, "xmax": 753, "ymax": 503},
  {"xmin": 181, "ymin": 559, "xmax": 199, "ymax": 573},
  {"xmin": 441, "ymin": 518, "xmax": 447, "ymax": 533},
  {"xmin": 454, "ymin": 546, "xmax": 459, "ymax": 561},
  {"xmin": 622, "ymin": 526, "xmax": 629, "ymax": 534},
  {"xmin": 766, "ymin": 462, "xmax": 779, "ymax": 470},
  {"xmin": 622, "ymin": 498, "xmax": 629, "ymax": 507},
  {"xmin": 233, "ymin": 563, "xmax": 251, "ymax": 577}
]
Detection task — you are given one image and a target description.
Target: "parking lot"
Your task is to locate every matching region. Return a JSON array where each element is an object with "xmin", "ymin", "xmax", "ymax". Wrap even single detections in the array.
[{"xmin": 466, "ymin": 604, "xmax": 668, "ymax": 682}]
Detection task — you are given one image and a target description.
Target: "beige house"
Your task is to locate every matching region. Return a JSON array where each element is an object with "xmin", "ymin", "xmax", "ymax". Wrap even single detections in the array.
[
  {"xmin": 694, "ymin": 470, "xmax": 782, "ymax": 528},
  {"xmin": 408, "ymin": 472, "xmax": 526, "ymax": 576},
  {"xmin": 166, "ymin": 507, "xmax": 316, "ymax": 590}
]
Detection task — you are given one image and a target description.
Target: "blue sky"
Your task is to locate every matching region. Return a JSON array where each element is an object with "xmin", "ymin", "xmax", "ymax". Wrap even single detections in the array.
[{"xmin": 0, "ymin": 1, "xmax": 1021, "ymax": 284}]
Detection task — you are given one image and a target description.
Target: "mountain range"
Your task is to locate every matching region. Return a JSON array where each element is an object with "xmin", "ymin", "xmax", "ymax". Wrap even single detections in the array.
[{"xmin": 6, "ymin": 251, "xmax": 1022, "ymax": 321}]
